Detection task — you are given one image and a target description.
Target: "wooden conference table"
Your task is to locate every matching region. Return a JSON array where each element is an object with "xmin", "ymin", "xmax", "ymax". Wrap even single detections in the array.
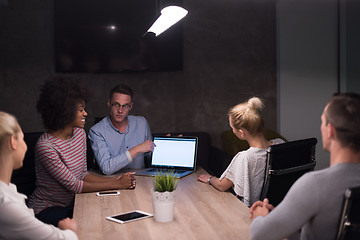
[{"xmin": 73, "ymin": 168, "xmax": 251, "ymax": 240}]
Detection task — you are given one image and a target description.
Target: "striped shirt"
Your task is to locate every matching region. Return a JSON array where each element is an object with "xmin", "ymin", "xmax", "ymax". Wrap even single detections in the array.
[{"xmin": 28, "ymin": 128, "xmax": 88, "ymax": 214}]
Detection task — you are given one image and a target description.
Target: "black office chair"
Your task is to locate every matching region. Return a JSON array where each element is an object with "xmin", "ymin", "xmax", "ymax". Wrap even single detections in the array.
[
  {"xmin": 337, "ymin": 186, "xmax": 360, "ymax": 240},
  {"xmin": 260, "ymin": 138, "xmax": 317, "ymax": 206},
  {"xmin": 221, "ymin": 128, "xmax": 287, "ymax": 157},
  {"xmin": 11, "ymin": 132, "xmax": 42, "ymax": 200}
]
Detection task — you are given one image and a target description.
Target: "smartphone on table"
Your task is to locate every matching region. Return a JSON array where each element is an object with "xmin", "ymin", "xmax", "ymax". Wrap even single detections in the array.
[
  {"xmin": 96, "ymin": 191, "xmax": 120, "ymax": 196},
  {"xmin": 106, "ymin": 210, "xmax": 153, "ymax": 224}
]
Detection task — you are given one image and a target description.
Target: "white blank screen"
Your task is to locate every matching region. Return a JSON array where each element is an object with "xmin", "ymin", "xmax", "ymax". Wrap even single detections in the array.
[{"xmin": 151, "ymin": 137, "xmax": 196, "ymax": 168}]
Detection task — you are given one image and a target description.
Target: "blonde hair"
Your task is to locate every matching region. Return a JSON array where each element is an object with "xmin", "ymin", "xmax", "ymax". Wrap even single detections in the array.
[
  {"xmin": 0, "ymin": 112, "xmax": 21, "ymax": 148},
  {"xmin": 228, "ymin": 97, "xmax": 264, "ymax": 135}
]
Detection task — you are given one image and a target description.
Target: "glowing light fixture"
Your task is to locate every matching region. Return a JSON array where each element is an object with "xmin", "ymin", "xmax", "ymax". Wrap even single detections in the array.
[
  {"xmin": 106, "ymin": 25, "xmax": 117, "ymax": 31},
  {"xmin": 146, "ymin": 6, "xmax": 188, "ymax": 37}
]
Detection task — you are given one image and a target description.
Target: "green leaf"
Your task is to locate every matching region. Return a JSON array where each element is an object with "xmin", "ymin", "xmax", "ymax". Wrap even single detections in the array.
[{"xmin": 152, "ymin": 170, "xmax": 178, "ymax": 192}]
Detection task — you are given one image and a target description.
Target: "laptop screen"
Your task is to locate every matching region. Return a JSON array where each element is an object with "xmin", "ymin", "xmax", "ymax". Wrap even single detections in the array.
[{"xmin": 151, "ymin": 136, "xmax": 198, "ymax": 169}]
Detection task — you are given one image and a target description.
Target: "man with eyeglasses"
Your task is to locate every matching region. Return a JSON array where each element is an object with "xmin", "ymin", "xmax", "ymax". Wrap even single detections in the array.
[{"xmin": 88, "ymin": 84, "xmax": 154, "ymax": 175}]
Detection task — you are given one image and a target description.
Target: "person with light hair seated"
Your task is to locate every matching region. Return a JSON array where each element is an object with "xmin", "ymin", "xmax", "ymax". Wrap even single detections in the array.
[
  {"xmin": 198, "ymin": 97, "xmax": 284, "ymax": 206},
  {"xmin": 0, "ymin": 111, "xmax": 78, "ymax": 240}
]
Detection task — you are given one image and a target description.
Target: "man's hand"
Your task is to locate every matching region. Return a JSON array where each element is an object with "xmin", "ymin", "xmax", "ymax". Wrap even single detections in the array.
[
  {"xmin": 139, "ymin": 139, "xmax": 156, "ymax": 152},
  {"xmin": 58, "ymin": 217, "xmax": 77, "ymax": 233},
  {"xmin": 166, "ymin": 133, "xmax": 183, "ymax": 137},
  {"xmin": 249, "ymin": 198, "xmax": 274, "ymax": 220},
  {"xmin": 129, "ymin": 140, "xmax": 155, "ymax": 158},
  {"xmin": 115, "ymin": 172, "xmax": 136, "ymax": 189}
]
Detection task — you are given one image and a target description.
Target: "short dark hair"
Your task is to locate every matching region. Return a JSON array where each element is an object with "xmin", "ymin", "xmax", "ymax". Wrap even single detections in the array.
[
  {"xmin": 325, "ymin": 93, "xmax": 360, "ymax": 152},
  {"xmin": 37, "ymin": 78, "xmax": 88, "ymax": 131},
  {"xmin": 109, "ymin": 84, "xmax": 133, "ymax": 101}
]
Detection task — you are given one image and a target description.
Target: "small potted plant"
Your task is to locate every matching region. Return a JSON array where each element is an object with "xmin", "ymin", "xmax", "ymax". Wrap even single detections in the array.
[{"xmin": 152, "ymin": 171, "xmax": 178, "ymax": 222}]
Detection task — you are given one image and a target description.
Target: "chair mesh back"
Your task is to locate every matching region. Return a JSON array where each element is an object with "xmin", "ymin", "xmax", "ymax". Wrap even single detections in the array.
[
  {"xmin": 261, "ymin": 138, "xmax": 317, "ymax": 206},
  {"xmin": 269, "ymin": 139, "xmax": 316, "ymax": 169},
  {"xmin": 265, "ymin": 169, "xmax": 312, "ymax": 206},
  {"xmin": 11, "ymin": 132, "xmax": 42, "ymax": 198}
]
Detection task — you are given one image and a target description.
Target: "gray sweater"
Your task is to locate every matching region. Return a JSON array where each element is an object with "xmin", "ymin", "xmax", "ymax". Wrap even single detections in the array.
[{"xmin": 250, "ymin": 163, "xmax": 360, "ymax": 240}]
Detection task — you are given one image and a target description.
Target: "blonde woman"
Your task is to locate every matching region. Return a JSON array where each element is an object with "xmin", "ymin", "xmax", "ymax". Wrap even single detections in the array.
[
  {"xmin": 0, "ymin": 112, "xmax": 78, "ymax": 239},
  {"xmin": 198, "ymin": 97, "xmax": 284, "ymax": 206}
]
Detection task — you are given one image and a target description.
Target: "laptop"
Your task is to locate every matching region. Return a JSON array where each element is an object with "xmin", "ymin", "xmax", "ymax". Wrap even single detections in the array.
[{"xmin": 135, "ymin": 135, "xmax": 198, "ymax": 178}]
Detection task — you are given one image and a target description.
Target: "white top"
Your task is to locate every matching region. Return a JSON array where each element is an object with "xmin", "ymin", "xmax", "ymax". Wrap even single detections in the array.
[
  {"xmin": 0, "ymin": 181, "xmax": 78, "ymax": 240},
  {"xmin": 220, "ymin": 138, "xmax": 285, "ymax": 206}
]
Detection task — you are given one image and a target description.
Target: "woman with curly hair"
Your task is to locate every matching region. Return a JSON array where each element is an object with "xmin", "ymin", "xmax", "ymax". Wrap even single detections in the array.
[
  {"xmin": 28, "ymin": 78, "xmax": 135, "ymax": 227},
  {"xmin": 198, "ymin": 97, "xmax": 284, "ymax": 206}
]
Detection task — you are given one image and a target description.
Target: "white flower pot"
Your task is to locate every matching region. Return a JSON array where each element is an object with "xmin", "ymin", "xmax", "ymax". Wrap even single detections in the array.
[{"xmin": 152, "ymin": 190, "xmax": 175, "ymax": 222}]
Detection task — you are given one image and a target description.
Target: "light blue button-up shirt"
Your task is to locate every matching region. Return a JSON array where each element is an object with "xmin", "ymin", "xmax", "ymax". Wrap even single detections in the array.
[{"xmin": 88, "ymin": 115, "xmax": 152, "ymax": 175}]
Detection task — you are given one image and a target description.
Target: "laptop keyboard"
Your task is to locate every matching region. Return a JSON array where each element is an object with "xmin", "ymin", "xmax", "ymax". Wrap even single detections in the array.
[{"xmin": 146, "ymin": 169, "xmax": 186, "ymax": 174}]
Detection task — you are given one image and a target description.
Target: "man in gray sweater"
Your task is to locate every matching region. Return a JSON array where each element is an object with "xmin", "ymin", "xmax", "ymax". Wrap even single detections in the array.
[{"xmin": 249, "ymin": 93, "xmax": 360, "ymax": 240}]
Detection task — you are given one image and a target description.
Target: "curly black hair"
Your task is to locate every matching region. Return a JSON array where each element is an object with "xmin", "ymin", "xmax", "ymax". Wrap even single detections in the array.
[{"xmin": 37, "ymin": 78, "xmax": 88, "ymax": 131}]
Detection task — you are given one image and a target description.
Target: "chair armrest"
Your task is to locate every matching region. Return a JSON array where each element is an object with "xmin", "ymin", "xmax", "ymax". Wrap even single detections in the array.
[{"xmin": 269, "ymin": 162, "xmax": 316, "ymax": 176}]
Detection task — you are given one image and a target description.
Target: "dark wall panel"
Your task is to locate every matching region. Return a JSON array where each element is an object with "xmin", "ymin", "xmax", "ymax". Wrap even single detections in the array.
[{"xmin": 0, "ymin": 0, "xmax": 276, "ymax": 148}]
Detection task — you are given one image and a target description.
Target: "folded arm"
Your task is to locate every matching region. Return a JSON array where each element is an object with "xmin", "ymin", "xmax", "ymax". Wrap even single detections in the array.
[
  {"xmin": 250, "ymin": 174, "xmax": 318, "ymax": 240},
  {"xmin": 81, "ymin": 172, "xmax": 136, "ymax": 192}
]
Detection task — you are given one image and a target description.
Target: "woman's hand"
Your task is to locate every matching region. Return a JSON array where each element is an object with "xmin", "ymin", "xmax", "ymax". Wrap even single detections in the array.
[
  {"xmin": 58, "ymin": 217, "xmax": 77, "ymax": 234},
  {"xmin": 115, "ymin": 172, "xmax": 136, "ymax": 189},
  {"xmin": 198, "ymin": 174, "xmax": 212, "ymax": 184}
]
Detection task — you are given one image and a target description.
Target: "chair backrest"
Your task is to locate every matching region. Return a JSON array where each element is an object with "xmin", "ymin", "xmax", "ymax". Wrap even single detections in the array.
[
  {"xmin": 11, "ymin": 132, "xmax": 43, "ymax": 198},
  {"xmin": 86, "ymin": 137, "xmax": 100, "ymax": 171},
  {"xmin": 221, "ymin": 128, "xmax": 287, "ymax": 157},
  {"xmin": 260, "ymin": 137, "xmax": 317, "ymax": 206},
  {"xmin": 337, "ymin": 186, "xmax": 360, "ymax": 240}
]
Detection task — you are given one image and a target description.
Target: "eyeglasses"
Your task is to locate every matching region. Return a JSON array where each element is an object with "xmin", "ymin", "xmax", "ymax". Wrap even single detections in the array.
[{"xmin": 111, "ymin": 102, "xmax": 132, "ymax": 111}]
